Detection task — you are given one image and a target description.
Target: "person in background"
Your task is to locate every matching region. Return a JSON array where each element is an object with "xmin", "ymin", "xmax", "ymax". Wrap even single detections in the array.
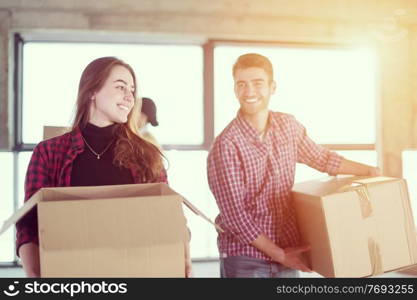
[
  {"xmin": 16, "ymin": 56, "xmax": 192, "ymax": 278},
  {"xmin": 138, "ymin": 97, "xmax": 162, "ymax": 150},
  {"xmin": 207, "ymin": 53, "xmax": 381, "ymax": 278}
]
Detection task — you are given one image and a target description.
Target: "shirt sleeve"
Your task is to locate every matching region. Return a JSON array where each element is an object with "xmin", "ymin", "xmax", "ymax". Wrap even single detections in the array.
[
  {"xmin": 294, "ymin": 118, "xmax": 343, "ymax": 175},
  {"xmin": 15, "ymin": 142, "xmax": 51, "ymax": 257},
  {"xmin": 207, "ymin": 139, "xmax": 262, "ymax": 244}
]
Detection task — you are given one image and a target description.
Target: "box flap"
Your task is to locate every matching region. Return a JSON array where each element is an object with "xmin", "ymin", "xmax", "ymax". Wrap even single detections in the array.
[
  {"xmin": 160, "ymin": 184, "xmax": 181, "ymax": 196},
  {"xmin": 43, "ymin": 126, "xmax": 69, "ymax": 140},
  {"xmin": 353, "ymin": 176, "xmax": 398, "ymax": 185},
  {"xmin": 0, "ymin": 189, "xmax": 43, "ymax": 236},
  {"xmin": 160, "ymin": 184, "xmax": 224, "ymax": 232},
  {"xmin": 40, "ymin": 183, "xmax": 167, "ymax": 202},
  {"xmin": 402, "ymin": 183, "xmax": 417, "ymax": 265},
  {"xmin": 292, "ymin": 176, "xmax": 397, "ymax": 197}
]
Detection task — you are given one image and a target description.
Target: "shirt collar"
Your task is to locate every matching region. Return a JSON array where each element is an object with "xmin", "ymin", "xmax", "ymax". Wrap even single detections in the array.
[
  {"xmin": 236, "ymin": 110, "xmax": 273, "ymax": 140},
  {"xmin": 236, "ymin": 110, "xmax": 288, "ymax": 145},
  {"xmin": 269, "ymin": 111, "xmax": 281, "ymax": 131}
]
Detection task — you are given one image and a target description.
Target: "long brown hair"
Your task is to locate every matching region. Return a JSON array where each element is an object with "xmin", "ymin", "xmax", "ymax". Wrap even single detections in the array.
[{"xmin": 72, "ymin": 56, "xmax": 164, "ymax": 182}]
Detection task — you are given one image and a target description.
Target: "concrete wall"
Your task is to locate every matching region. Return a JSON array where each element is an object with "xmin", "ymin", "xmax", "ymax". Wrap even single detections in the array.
[
  {"xmin": 0, "ymin": 0, "xmax": 416, "ymax": 176},
  {"xmin": 0, "ymin": 10, "xmax": 11, "ymax": 149}
]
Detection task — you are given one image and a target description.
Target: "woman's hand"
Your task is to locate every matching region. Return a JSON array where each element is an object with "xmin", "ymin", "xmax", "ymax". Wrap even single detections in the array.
[
  {"xmin": 19, "ymin": 243, "xmax": 41, "ymax": 277},
  {"xmin": 184, "ymin": 241, "xmax": 193, "ymax": 278}
]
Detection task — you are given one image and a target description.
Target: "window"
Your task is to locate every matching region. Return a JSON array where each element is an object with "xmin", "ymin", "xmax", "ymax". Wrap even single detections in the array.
[
  {"xmin": 22, "ymin": 43, "xmax": 203, "ymax": 145},
  {"xmin": 294, "ymin": 150, "xmax": 378, "ymax": 183},
  {"xmin": 17, "ymin": 152, "xmax": 32, "ymax": 208},
  {"xmin": 0, "ymin": 153, "xmax": 15, "ymax": 262},
  {"xmin": 214, "ymin": 45, "xmax": 377, "ymax": 145},
  {"xmin": 164, "ymin": 150, "xmax": 218, "ymax": 257}
]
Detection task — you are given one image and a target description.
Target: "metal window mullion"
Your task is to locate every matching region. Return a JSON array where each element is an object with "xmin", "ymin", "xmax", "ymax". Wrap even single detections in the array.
[
  {"xmin": 13, "ymin": 33, "xmax": 24, "ymax": 150},
  {"xmin": 12, "ymin": 33, "xmax": 24, "ymax": 266}
]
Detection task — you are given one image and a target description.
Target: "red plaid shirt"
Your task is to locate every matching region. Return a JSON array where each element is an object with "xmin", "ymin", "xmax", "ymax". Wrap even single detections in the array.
[
  {"xmin": 207, "ymin": 111, "xmax": 342, "ymax": 261},
  {"xmin": 16, "ymin": 128, "xmax": 168, "ymax": 256}
]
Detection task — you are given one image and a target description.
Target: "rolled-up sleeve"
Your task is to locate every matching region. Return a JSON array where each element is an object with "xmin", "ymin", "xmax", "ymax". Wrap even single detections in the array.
[
  {"xmin": 294, "ymin": 119, "xmax": 343, "ymax": 175},
  {"xmin": 16, "ymin": 143, "xmax": 50, "ymax": 257},
  {"xmin": 207, "ymin": 140, "xmax": 262, "ymax": 244}
]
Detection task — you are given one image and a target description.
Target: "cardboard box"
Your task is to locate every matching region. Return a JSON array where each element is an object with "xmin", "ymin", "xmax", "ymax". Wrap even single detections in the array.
[
  {"xmin": 43, "ymin": 126, "xmax": 69, "ymax": 140},
  {"xmin": 292, "ymin": 176, "xmax": 417, "ymax": 278},
  {"xmin": 1, "ymin": 183, "xmax": 188, "ymax": 277}
]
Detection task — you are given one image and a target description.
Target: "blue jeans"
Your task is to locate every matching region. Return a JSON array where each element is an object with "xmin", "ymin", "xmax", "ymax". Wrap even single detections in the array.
[{"xmin": 220, "ymin": 256, "xmax": 299, "ymax": 278}]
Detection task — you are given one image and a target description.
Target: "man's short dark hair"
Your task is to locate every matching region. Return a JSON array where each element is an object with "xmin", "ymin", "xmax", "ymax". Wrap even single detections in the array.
[{"xmin": 232, "ymin": 53, "xmax": 274, "ymax": 82}]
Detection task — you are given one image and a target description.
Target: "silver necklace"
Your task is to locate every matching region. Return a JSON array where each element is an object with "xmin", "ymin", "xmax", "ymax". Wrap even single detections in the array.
[{"xmin": 81, "ymin": 135, "xmax": 114, "ymax": 160}]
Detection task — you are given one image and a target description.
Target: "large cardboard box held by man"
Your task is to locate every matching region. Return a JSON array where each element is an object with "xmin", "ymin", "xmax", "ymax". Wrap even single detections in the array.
[
  {"xmin": 292, "ymin": 176, "xmax": 417, "ymax": 278},
  {"xmin": 1, "ymin": 183, "xmax": 188, "ymax": 277}
]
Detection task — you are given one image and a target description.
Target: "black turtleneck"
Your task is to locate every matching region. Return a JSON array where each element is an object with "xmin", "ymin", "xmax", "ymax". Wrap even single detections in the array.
[{"xmin": 70, "ymin": 123, "xmax": 134, "ymax": 186}]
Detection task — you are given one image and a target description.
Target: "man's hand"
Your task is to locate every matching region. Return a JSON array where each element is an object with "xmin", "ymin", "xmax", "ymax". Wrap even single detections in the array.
[
  {"xmin": 251, "ymin": 235, "xmax": 312, "ymax": 272},
  {"xmin": 19, "ymin": 243, "xmax": 40, "ymax": 278},
  {"xmin": 367, "ymin": 167, "xmax": 382, "ymax": 176},
  {"xmin": 272, "ymin": 245, "xmax": 312, "ymax": 272},
  {"xmin": 338, "ymin": 159, "xmax": 382, "ymax": 177}
]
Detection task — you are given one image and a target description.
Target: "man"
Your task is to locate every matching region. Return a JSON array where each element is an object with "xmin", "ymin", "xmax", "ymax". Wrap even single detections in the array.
[
  {"xmin": 138, "ymin": 97, "xmax": 162, "ymax": 150},
  {"xmin": 207, "ymin": 53, "xmax": 380, "ymax": 278}
]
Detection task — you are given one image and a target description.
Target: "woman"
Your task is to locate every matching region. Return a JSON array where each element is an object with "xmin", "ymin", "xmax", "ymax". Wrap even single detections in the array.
[{"xmin": 16, "ymin": 56, "xmax": 192, "ymax": 277}]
